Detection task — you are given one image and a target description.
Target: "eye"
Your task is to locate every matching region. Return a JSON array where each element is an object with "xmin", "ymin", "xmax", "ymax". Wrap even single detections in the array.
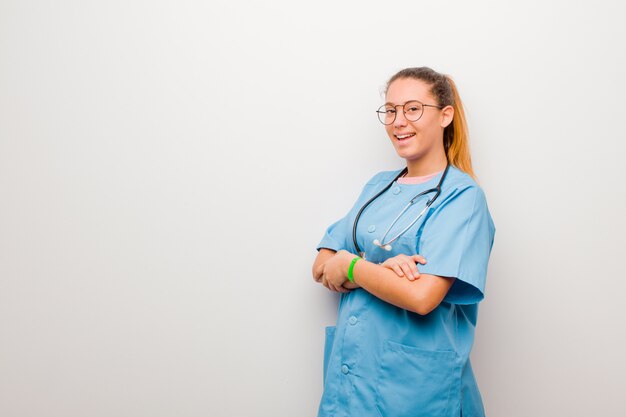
[{"xmin": 385, "ymin": 108, "xmax": 396, "ymax": 114}]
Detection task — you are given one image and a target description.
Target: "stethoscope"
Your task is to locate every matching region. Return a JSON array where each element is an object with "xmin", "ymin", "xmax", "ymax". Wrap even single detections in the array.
[{"xmin": 352, "ymin": 162, "xmax": 451, "ymax": 260}]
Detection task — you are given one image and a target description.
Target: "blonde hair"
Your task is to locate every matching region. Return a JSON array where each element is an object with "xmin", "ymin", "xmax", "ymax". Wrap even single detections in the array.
[{"xmin": 385, "ymin": 67, "xmax": 476, "ymax": 180}]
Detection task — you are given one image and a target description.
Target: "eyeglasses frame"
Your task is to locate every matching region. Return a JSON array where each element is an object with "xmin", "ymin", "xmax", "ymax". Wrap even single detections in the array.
[{"xmin": 376, "ymin": 100, "xmax": 444, "ymax": 125}]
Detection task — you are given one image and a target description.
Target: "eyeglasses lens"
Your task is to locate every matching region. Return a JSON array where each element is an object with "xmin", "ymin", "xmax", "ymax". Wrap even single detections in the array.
[
  {"xmin": 403, "ymin": 101, "xmax": 423, "ymax": 122},
  {"xmin": 377, "ymin": 101, "xmax": 424, "ymax": 125}
]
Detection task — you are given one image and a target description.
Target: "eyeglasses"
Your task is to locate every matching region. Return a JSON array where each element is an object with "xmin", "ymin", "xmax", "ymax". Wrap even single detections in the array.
[{"xmin": 376, "ymin": 100, "xmax": 443, "ymax": 125}]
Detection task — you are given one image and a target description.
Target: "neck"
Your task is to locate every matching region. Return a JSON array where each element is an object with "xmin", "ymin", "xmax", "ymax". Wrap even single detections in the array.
[{"xmin": 405, "ymin": 155, "xmax": 448, "ymax": 177}]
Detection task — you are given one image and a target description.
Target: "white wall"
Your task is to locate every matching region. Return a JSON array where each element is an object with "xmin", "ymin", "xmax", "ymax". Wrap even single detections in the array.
[{"xmin": 1, "ymin": 1, "xmax": 625, "ymax": 416}]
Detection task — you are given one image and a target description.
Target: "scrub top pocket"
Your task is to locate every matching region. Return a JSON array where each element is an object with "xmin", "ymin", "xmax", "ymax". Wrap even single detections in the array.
[
  {"xmin": 323, "ymin": 326, "xmax": 336, "ymax": 384},
  {"xmin": 375, "ymin": 340, "xmax": 461, "ymax": 417}
]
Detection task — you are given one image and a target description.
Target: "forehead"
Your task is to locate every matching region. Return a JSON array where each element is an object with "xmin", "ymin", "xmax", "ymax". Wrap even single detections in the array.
[{"xmin": 385, "ymin": 78, "xmax": 435, "ymax": 104}]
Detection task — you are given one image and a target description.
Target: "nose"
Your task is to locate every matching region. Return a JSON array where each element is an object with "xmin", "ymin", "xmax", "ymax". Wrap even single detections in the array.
[{"xmin": 393, "ymin": 106, "xmax": 408, "ymax": 128}]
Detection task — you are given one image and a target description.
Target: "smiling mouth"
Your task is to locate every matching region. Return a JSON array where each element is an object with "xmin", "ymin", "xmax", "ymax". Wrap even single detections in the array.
[{"xmin": 395, "ymin": 133, "xmax": 416, "ymax": 141}]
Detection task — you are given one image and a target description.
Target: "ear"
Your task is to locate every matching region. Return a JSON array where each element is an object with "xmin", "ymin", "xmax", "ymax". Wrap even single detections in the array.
[{"xmin": 440, "ymin": 105, "xmax": 454, "ymax": 128}]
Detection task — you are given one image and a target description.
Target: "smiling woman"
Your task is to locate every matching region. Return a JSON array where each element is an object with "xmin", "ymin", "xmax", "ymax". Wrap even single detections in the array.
[{"xmin": 312, "ymin": 66, "xmax": 495, "ymax": 417}]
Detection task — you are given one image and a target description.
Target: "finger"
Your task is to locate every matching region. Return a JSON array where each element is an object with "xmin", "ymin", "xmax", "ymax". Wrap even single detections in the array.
[
  {"xmin": 335, "ymin": 284, "xmax": 349, "ymax": 293},
  {"xmin": 340, "ymin": 284, "xmax": 352, "ymax": 293},
  {"xmin": 381, "ymin": 260, "xmax": 402, "ymax": 276},
  {"xmin": 314, "ymin": 264, "xmax": 324, "ymax": 282},
  {"xmin": 400, "ymin": 263, "xmax": 415, "ymax": 281},
  {"xmin": 412, "ymin": 254, "xmax": 427, "ymax": 264},
  {"xmin": 314, "ymin": 265, "xmax": 324, "ymax": 281},
  {"xmin": 322, "ymin": 276, "xmax": 330, "ymax": 290},
  {"xmin": 411, "ymin": 265, "xmax": 420, "ymax": 279},
  {"xmin": 391, "ymin": 264, "xmax": 404, "ymax": 277}
]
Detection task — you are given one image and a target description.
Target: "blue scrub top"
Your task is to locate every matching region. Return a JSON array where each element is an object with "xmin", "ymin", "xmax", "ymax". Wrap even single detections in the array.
[{"xmin": 316, "ymin": 166, "xmax": 495, "ymax": 417}]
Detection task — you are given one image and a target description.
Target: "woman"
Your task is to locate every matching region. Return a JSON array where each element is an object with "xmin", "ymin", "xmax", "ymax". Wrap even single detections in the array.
[{"xmin": 312, "ymin": 67, "xmax": 495, "ymax": 417}]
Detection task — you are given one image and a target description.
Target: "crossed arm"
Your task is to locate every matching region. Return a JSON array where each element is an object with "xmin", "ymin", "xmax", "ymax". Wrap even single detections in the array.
[{"xmin": 312, "ymin": 248, "xmax": 455, "ymax": 316}]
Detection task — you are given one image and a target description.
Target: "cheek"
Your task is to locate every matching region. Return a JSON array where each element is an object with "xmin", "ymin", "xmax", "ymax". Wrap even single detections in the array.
[
  {"xmin": 410, "ymin": 120, "xmax": 436, "ymax": 136},
  {"xmin": 420, "ymin": 114, "xmax": 441, "ymax": 130}
]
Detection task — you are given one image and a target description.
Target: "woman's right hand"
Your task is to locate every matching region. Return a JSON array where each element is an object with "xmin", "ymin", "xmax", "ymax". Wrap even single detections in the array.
[
  {"xmin": 313, "ymin": 248, "xmax": 361, "ymax": 291},
  {"xmin": 381, "ymin": 254, "xmax": 427, "ymax": 281},
  {"xmin": 312, "ymin": 248, "xmax": 336, "ymax": 283}
]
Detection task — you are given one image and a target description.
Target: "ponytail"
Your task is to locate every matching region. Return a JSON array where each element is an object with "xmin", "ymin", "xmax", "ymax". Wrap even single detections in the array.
[{"xmin": 443, "ymin": 75, "xmax": 475, "ymax": 180}]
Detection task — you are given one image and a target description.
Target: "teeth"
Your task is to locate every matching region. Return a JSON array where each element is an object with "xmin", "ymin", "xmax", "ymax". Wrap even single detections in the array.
[{"xmin": 396, "ymin": 133, "xmax": 414, "ymax": 139}]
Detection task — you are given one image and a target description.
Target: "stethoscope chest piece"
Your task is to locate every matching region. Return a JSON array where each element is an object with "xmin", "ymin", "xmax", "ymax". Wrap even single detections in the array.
[{"xmin": 372, "ymin": 239, "xmax": 392, "ymax": 251}]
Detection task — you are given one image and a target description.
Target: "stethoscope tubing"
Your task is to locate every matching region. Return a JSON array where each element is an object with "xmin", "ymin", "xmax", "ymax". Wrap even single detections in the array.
[{"xmin": 352, "ymin": 162, "xmax": 451, "ymax": 258}]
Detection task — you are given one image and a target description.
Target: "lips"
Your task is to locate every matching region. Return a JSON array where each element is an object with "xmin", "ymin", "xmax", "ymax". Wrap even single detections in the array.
[{"xmin": 395, "ymin": 133, "xmax": 416, "ymax": 141}]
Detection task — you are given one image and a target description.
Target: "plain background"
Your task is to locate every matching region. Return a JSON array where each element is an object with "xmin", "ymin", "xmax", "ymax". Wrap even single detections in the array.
[{"xmin": 1, "ymin": 1, "xmax": 625, "ymax": 416}]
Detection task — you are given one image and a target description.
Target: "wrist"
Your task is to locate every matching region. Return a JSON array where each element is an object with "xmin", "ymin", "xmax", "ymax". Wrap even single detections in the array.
[
  {"xmin": 336, "ymin": 250, "xmax": 358, "ymax": 281},
  {"xmin": 347, "ymin": 256, "xmax": 362, "ymax": 283}
]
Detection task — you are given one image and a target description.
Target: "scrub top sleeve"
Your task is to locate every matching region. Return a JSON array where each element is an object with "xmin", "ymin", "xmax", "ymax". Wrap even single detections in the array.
[
  {"xmin": 316, "ymin": 215, "xmax": 350, "ymax": 252},
  {"xmin": 417, "ymin": 186, "xmax": 496, "ymax": 305},
  {"xmin": 316, "ymin": 172, "xmax": 385, "ymax": 253}
]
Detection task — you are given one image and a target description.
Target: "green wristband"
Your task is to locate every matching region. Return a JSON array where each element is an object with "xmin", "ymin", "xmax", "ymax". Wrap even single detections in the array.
[{"xmin": 347, "ymin": 256, "xmax": 361, "ymax": 283}]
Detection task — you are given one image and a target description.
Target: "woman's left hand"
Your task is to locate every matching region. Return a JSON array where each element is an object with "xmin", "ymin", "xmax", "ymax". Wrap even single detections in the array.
[
  {"xmin": 321, "ymin": 250, "xmax": 357, "ymax": 293},
  {"xmin": 381, "ymin": 254, "xmax": 427, "ymax": 281}
]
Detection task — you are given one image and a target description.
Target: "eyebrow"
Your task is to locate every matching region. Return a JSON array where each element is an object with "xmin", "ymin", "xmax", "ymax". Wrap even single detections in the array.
[{"xmin": 384, "ymin": 99, "xmax": 423, "ymax": 106}]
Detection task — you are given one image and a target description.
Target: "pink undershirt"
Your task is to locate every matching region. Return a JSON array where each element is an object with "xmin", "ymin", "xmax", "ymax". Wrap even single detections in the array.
[{"xmin": 396, "ymin": 169, "xmax": 444, "ymax": 184}]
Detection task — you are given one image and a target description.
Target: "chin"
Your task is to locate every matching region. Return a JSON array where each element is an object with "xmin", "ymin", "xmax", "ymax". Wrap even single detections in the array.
[{"xmin": 395, "ymin": 148, "xmax": 422, "ymax": 160}]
